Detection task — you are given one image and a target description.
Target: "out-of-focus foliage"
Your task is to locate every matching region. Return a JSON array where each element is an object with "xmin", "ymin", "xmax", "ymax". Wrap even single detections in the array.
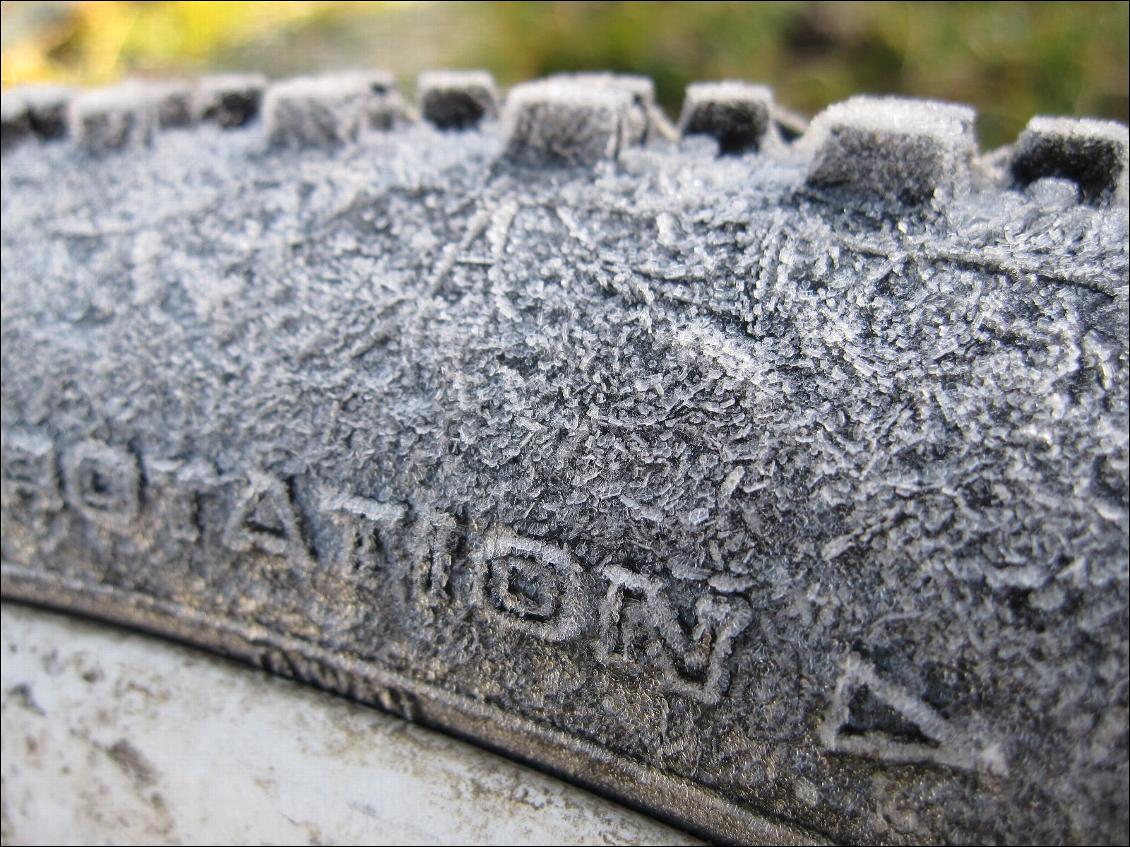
[{"xmin": 2, "ymin": 1, "xmax": 1126, "ymax": 147}]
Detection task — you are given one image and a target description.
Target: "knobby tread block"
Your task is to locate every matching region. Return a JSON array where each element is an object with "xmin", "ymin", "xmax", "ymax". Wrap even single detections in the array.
[
  {"xmin": 504, "ymin": 78, "xmax": 642, "ymax": 164},
  {"xmin": 0, "ymin": 91, "xmax": 32, "ymax": 150},
  {"xmin": 263, "ymin": 71, "xmax": 404, "ymax": 148},
  {"xmin": 549, "ymin": 72, "xmax": 677, "ymax": 143},
  {"xmin": 194, "ymin": 73, "xmax": 267, "ymax": 129},
  {"xmin": 1, "ymin": 71, "xmax": 1128, "ymax": 847},
  {"xmin": 10, "ymin": 83, "xmax": 74, "ymax": 141},
  {"xmin": 806, "ymin": 95, "xmax": 976, "ymax": 205},
  {"xmin": 1011, "ymin": 115, "xmax": 1130, "ymax": 204},
  {"xmin": 418, "ymin": 70, "xmax": 499, "ymax": 130},
  {"xmin": 678, "ymin": 81, "xmax": 774, "ymax": 154},
  {"xmin": 150, "ymin": 80, "xmax": 194, "ymax": 129},
  {"xmin": 68, "ymin": 83, "xmax": 158, "ymax": 152}
]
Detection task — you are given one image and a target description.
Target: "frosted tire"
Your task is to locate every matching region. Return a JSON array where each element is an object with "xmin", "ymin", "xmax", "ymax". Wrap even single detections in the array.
[{"xmin": 2, "ymin": 72, "xmax": 1128, "ymax": 845}]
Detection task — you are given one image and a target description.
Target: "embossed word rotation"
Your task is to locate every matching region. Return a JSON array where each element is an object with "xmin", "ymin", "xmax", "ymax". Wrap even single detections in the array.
[{"xmin": 1, "ymin": 432, "xmax": 750, "ymax": 705}]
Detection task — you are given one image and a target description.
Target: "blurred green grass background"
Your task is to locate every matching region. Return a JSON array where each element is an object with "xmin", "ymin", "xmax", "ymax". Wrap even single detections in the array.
[{"xmin": 2, "ymin": 1, "xmax": 1127, "ymax": 147}]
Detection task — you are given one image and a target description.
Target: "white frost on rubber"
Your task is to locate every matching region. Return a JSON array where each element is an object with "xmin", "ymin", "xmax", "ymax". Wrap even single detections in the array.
[
  {"xmin": 804, "ymin": 95, "xmax": 976, "ymax": 203},
  {"xmin": 504, "ymin": 79, "xmax": 640, "ymax": 164},
  {"xmin": 1012, "ymin": 115, "xmax": 1129, "ymax": 204},
  {"xmin": 548, "ymin": 72, "xmax": 677, "ymax": 141},
  {"xmin": 264, "ymin": 71, "xmax": 403, "ymax": 147},
  {"xmin": 678, "ymin": 81, "xmax": 775, "ymax": 153},
  {"xmin": 68, "ymin": 83, "xmax": 158, "ymax": 152}
]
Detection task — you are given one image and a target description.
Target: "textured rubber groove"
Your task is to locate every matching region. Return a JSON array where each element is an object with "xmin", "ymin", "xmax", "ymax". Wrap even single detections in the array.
[{"xmin": 2, "ymin": 71, "xmax": 1128, "ymax": 846}]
